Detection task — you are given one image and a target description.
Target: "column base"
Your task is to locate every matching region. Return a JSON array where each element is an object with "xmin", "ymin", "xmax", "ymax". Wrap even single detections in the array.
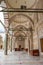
[{"xmin": 4, "ymin": 51, "xmax": 7, "ymax": 55}]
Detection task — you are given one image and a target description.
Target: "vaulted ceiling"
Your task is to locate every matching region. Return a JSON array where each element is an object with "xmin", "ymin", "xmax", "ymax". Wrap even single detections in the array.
[
  {"xmin": 0, "ymin": 0, "xmax": 43, "ymax": 38},
  {"xmin": 0, "ymin": 0, "xmax": 43, "ymax": 8},
  {"xmin": 5, "ymin": 0, "xmax": 36, "ymax": 8}
]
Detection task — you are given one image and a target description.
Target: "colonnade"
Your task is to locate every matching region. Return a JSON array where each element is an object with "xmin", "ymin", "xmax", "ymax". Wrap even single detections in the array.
[{"xmin": 4, "ymin": 30, "xmax": 34, "ymax": 55}]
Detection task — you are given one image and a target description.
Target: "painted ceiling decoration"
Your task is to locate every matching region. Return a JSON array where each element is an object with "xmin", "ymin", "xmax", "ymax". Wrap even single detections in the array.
[
  {"xmin": 0, "ymin": 0, "xmax": 43, "ymax": 9},
  {"xmin": 10, "ymin": 14, "xmax": 28, "ymax": 23},
  {"xmin": 14, "ymin": 25, "xmax": 28, "ymax": 31},
  {"xmin": 14, "ymin": 31, "xmax": 27, "ymax": 37},
  {"xmin": 5, "ymin": 0, "xmax": 37, "ymax": 8},
  {"xmin": 9, "ymin": 14, "xmax": 34, "ymax": 25}
]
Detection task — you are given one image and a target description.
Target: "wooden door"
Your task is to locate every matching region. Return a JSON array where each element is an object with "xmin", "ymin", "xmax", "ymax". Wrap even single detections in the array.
[{"xmin": 40, "ymin": 38, "xmax": 43, "ymax": 52}]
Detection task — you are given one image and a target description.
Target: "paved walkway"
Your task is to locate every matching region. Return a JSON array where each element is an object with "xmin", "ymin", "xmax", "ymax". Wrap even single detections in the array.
[{"xmin": 0, "ymin": 50, "xmax": 43, "ymax": 65}]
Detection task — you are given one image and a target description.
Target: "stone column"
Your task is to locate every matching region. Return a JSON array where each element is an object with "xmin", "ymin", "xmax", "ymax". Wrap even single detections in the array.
[
  {"xmin": 10, "ymin": 36, "xmax": 12, "ymax": 52},
  {"xmin": 30, "ymin": 31, "xmax": 33, "ymax": 50},
  {"xmin": 28, "ymin": 39, "xmax": 30, "ymax": 53},
  {"xmin": 4, "ymin": 33, "xmax": 8, "ymax": 55},
  {"xmin": 25, "ymin": 37, "xmax": 29, "ymax": 51},
  {"xmin": 37, "ymin": 29, "xmax": 39, "ymax": 49},
  {"xmin": 37, "ymin": 28, "xmax": 40, "ymax": 55}
]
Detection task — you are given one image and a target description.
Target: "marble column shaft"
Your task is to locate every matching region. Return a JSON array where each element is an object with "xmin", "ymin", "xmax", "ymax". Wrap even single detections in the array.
[
  {"xmin": 30, "ymin": 31, "xmax": 33, "ymax": 50},
  {"xmin": 10, "ymin": 36, "xmax": 12, "ymax": 52},
  {"xmin": 4, "ymin": 33, "xmax": 8, "ymax": 55}
]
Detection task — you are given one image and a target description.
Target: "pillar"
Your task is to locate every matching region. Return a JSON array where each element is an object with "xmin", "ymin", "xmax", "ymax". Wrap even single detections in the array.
[
  {"xmin": 30, "ymin": 31, "xmax": 33, "ymax": 50},
  {"xmin": 29, "ymin": 30, "xmax": 34, "ymax": 55},
  {"xmin": 4, "ymin": 33, "xmax": 8, "ymax": 55},
  {"xmin": 12, "ymin": 37, "xmax": 15, "ymax": 50},
  {"xmin": 10, "ymin": 36, "xmax": 12, "ymax": 52},
  {"xmin": 25, "ymin": 37, "xmax": 29, "ymax": 51},
  {"xmin": 36, "ymin": 28, "xmax": 40, "ymax": 55}
]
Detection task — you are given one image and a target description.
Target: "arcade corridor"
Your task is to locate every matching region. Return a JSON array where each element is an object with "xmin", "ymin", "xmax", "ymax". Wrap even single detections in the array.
[{"xmin": 0, "ymin": 0, "xmax": 43, "ymax": 65}]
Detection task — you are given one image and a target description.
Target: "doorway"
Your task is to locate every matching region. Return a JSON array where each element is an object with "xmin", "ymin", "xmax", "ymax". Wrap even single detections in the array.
[
  {"xmin": 40, "ymin": 38, "xmax": 43, "ymax": 52},
  {"xmin": 19, "ymin": 45, "xmax": 22, "ymax": 51}
]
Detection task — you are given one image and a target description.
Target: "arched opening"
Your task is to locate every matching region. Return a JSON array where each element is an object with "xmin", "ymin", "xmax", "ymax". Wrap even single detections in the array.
[
  {"xmin": 13, "ymin": 30, "xmax": 27, "ymax": 51},
  {"xmin": 0, "ymin": 7, "xmax": 5, "ymax": 50},
  {"xmin": 15, "ymin": 34, "xmax": 25, "ymax": 51},
  {"xmin": 9, "ymin": 13, "xmax": 34, "ymax": 26}
]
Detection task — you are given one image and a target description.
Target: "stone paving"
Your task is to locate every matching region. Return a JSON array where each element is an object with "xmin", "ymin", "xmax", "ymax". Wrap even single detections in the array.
[{"xmin": 0, "ymin": 50, "xmax": 43, "ymax": 65}]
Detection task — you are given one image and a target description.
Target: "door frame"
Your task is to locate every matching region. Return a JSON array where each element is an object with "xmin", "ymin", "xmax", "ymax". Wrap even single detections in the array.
[{"xmin": 39, "ymin": 38, "xmax": 43, "ymax": 55}]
